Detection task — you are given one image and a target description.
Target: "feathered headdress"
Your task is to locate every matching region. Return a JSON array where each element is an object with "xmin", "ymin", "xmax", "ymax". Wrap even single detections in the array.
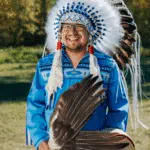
[{"xmin": 44, "ymin": 0, "xmax": 123, "ymax": 101}]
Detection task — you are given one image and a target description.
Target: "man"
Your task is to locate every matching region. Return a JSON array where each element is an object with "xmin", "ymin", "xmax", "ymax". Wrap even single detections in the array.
[{"xmin": 26, "ymin": 0, "xmax": 130, "ymax": 149}]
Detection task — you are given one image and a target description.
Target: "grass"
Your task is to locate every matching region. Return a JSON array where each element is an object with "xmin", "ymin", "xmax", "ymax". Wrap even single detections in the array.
[
  {"xmin": 0, "ymin": 47, "xmax": 150, "ymax": 150},
  {"xmin": 0, "ymin": 100, "xmax": 149, "ymax": 150},
  {"xmin": 127, "ymin": 100, "xmax": 150, "ymax": 150},
  {"xmin": 0, "ymin": 46, "xmax": 43, "ymax": 64},
  {"xmin": 0, "ymin": 63, "xmax": 36, "ymax": 83},
  {"xmin": 0, "ymin": 101, "xmax": 34, "ymax": 150}
]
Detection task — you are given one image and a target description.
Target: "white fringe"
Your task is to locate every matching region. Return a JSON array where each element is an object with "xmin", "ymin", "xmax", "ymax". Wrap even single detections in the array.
[
  {"xmin": 126, "ymin": 32, "xmax": 149, "ymax": 130},
  {"xmin": 42, "ymin": 41, "xmax": 48, "ymax": 57},
  {"xmin": 121, "ymin": 71, "xmax": 134, "ymax": 130},
  {"xmin": 46, "ymin": 50, "xmax": 63, "ymax": 104},
  {"xmin": 26, "ymin": 128, "xmax": 32, "ymax": 145}
]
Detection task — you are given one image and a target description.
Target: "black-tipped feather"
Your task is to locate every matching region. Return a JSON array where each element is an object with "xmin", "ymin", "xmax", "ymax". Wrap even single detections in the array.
[
  {"xmin": 107, "ymin": 0, "xmax": 137, "ymax": 69},
  {"xmin": 62, "ymin": 131, "xmax": 135, "ymax": 150}
]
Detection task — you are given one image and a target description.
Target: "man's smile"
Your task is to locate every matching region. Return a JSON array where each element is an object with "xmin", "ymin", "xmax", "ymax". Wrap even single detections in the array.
[{"xmin": 67, "ymin": 37, "xmax": 80, "ymax": 42}]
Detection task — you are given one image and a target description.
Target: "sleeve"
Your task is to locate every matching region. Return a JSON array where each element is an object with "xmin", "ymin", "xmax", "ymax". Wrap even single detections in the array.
[
  {"xmin": 105, "ymin": 62, "xmax": 129, "ymax": 131},
  {"xmin": 26, "ymin": 62, "xmax": 49, "ymax": 149}
]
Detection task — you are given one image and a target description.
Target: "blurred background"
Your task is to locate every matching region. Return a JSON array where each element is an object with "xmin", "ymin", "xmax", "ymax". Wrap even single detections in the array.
[{"xmin": 0, "ymin": 0, "xmax": 149, "ymax": 150}]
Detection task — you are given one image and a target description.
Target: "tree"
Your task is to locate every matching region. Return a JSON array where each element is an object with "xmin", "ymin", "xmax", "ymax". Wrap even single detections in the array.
[
  {"xmin": 0, "ymin": 0, "xmax": 56, "ymax": 47},
  {"xmin": 125, "ymin": 0, "xmax": 150, "ymax": 47},
  {"xmin": 0, "ymin": 0, "xmax": 149, "ymax": 48}
]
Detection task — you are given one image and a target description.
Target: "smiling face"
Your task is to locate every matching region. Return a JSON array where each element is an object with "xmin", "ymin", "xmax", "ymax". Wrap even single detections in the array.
[{"xmin": 60, "ymin": 23, "xmax": 89, "ymax": 53}]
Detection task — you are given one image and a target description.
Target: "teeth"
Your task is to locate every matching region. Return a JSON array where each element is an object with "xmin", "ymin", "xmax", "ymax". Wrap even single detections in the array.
[
  {"xmin": 69, "ymin": 38, "xmax": 78, "ymax": 40},
  {"xmin": 67, "ymin": 37, "xmax": 79, "ymax": 41}
]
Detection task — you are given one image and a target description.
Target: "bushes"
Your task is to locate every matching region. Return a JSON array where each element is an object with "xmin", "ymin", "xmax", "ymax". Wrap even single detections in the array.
[{"xmin": 0, "ymin": 46, "xmax": 43, "ymax": 64}]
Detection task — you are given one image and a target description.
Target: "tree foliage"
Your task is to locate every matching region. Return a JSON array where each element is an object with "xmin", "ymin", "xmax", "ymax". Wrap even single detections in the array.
[
  {"xmin": 0, "ymin": 0, "xmax": 55, "ymax": 47},
  {"xmin": 126, "ymin": 0, "xmax": 150, "ymax": 47},
  {"xmin": 0, "ymin": 0, "xmax": 149, "ymax": 47}
]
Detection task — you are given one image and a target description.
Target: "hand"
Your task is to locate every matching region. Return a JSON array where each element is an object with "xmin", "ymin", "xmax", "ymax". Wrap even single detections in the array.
[{"xmin": 38, "ymin": 141, "xmax": 50, "ymax": 150}]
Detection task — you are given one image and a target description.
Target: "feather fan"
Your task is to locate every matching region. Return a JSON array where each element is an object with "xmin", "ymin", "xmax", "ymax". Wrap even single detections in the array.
[{"xmin": 48, "ymin": 75, "xmax": 135, "ymax": 150}]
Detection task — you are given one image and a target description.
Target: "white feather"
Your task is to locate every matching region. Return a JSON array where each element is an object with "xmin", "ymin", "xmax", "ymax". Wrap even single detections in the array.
[{"xmin": 48, "ymin": 111, "xmax": 62, "ymax": 149}]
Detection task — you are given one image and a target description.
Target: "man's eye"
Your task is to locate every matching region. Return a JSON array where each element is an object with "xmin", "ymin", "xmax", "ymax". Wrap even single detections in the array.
[
  {"xmin": 76, "ymin": 26, "xmax": 85, "ymax": 30},
  {"xmin": 63, "ymin": 26, "xmax": 71, "ymax": 30}
]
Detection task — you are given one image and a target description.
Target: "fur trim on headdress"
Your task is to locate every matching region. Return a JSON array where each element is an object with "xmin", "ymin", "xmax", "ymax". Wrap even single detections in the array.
[{"xmin": 46, "ymin": 49, "xmax": 63, "ymax": 105}]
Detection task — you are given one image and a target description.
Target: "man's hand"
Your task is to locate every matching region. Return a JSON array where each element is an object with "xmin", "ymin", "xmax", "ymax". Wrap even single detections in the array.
[{"xmin": 38, "ymin": 141, "xmax": 50, "ymax": 150}]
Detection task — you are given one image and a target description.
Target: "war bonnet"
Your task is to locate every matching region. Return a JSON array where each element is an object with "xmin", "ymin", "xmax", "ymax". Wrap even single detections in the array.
[{"xmin": 44, "ymin": 0, "xmax": 123, "ymax": 100}]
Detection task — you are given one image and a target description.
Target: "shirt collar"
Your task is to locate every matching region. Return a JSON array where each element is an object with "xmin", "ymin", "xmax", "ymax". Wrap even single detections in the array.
[{"xmin": 61, "ymin": 49, "xmax": 89, "ymax": 63}]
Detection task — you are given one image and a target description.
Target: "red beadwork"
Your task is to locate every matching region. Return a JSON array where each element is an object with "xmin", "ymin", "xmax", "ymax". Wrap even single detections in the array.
[
  {"xmin": 57, "ymin": 41, "xmax": 62, "ymax": 50},
  {"xmin": 88, "ymin": 45, "xmax": 94, "ymax": 54}
]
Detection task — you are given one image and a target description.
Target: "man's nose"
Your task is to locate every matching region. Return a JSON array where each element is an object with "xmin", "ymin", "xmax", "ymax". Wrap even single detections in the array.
[{"xmin": 69, "ymin": 25, "xmax": 78, "ymax": 35}]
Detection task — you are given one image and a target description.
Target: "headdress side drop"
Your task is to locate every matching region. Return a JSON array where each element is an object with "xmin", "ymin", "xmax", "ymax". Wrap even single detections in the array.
[{"xmin": 108, "ymin": 0, "xmax": 148, "ymax": 130}]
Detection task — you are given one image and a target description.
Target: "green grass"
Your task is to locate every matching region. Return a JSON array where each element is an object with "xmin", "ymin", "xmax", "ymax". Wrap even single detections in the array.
[
  {"xmin": 0, "ymin": 63, "xmax": 36, "ymax": 83},
  {"xmin": 127, "ymin": 100, "xmax": 150, "ymax": 150},
  {"xmin": 0, "ymin": 100, "xmax": 149, "ymax": 150},
  {"xmin": 0, "ymin": 47, "xmax": 150, "ymax": 150},
  {"xmin": 0, "ymin": 101, "xmax": 34, "ymax": 150},
  {"xmin": 0, "ymin": 46, "xmax": 43, "ymax": 64}
]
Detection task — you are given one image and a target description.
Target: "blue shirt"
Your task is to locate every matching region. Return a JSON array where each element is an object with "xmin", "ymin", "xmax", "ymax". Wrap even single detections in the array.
[{"xmin": 26, "ymin": 49, "xmax": 129, "ymax": 149}]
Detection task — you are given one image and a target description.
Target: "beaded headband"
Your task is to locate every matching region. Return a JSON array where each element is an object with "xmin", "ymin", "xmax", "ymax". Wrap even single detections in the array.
[{"xmin": 60, "ymin": 12, "xmax": 93, "ymax": 33}]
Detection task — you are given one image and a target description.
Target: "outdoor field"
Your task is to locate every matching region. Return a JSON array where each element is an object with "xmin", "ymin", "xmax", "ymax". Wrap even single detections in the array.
[{"xmin": 0, "ymin": 47, "xmax": 149, "ymax": 150}]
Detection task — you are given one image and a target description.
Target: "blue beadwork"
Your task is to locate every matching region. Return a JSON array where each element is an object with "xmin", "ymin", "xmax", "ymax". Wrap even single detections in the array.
[
  {"xmin": 96, "ymin": 20, "xmax": 101, "ymax": 22},
  {"xmin": 91, "ymin": 13, "xmax": 95, "ymax": 16},
  {"xmin": 88, "ymin": 10, "xmax": 92, "ymax": 13},
  {"xmin": 98, "ymin": 40, "xmax": 101, "ymax": 43},
  {"xmin": 98, "ymin": 27, "xmax": 102, "ymax": 30}
]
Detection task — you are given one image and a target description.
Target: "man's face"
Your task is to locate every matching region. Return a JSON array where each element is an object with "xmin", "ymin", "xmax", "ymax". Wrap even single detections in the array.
[{"xmin": 60, "ymin": 23, "xmax": 89, "ymax": 52}]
